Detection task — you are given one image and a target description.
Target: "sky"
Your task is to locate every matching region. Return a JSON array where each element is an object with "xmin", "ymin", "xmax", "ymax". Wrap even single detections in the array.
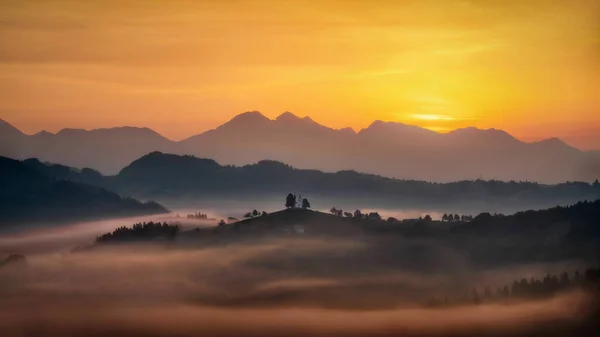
[{"xmin": 1, "ymin": 0, "xmax": 599, "ymax": 149}]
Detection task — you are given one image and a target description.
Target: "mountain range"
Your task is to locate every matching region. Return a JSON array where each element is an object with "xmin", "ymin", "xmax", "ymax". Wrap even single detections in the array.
[
  {"xmin": 19, "ymin": 152, "xmax": 600, "ymax": 214},
  {"xmin": 2, "ymin": 112, "xmax": 599, "ymax": 183}
]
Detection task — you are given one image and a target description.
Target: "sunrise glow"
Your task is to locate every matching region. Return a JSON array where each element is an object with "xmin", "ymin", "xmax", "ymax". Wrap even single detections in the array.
[{"xmin": 1, "ymin": 0, "xmax": 599, "ymax": 149}]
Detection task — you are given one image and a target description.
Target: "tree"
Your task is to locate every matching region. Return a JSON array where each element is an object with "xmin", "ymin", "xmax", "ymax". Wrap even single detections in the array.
[
  {"xmin": 386, "ymin": 217, "xmax": 398, "ymax": 223},
  {"xmin": 218, "ymin": 219, "xmax": 226, "ymax": 226},
  {"xmin": 252, "ymin": 209, "xmax": 259, "ymax": 217},
  {"xmin": 285, "ymin": 193, "xmax": 296, "ymax": 208},
  {"xmin": 560, "ymin": 272, "xmax": 570, "ymax": 288},
  {"xmin": 353, "ymin": 209, "xmax": 362, "ymax": 219},
  {"xmin": 593, "ymin": 179, "xmax": 600, "ymax": 189},
  {"xmin": 442, "ymin": 213, "xmax": 448, "ymax": 222},
  {"xmin": 364, "ymin": 212, "xmax": 381, "ymax": 221},
  {"xmin": 344, "ymin": 212, "xmax": 353, "ymax": 218},
  {"xmin": 243, "ymin": 212, "xmax": 253, "ymax": 218},
  {"xmin": 424, "ymin": 214, "xmax": 432, "ymax": 222},
  {"xmin": 446, "ymin": 213, "xmax": 453, "ymax": 222},
  {"xmin": 302, "ymin": 198, "xmax": 311, "ymax": 209},
  {"xmin": 330, "ymin": 207, "xmax": 338, "ymax": 215},
  {"xmin": 336, "ymin": 209, "xmax": 343, "ymax": 216},
  {"xmin": 261, "ymin": 211, "xmax": 268, "ymax": 216},
  {"xmin": 454, "ymin": 214, "xmax": 460, "ymax": 222}
]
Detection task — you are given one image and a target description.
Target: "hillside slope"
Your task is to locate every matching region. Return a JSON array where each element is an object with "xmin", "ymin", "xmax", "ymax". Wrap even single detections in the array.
[{"xmin": 0, "ymin": 156, "xmax": 168, "ymax": 228}]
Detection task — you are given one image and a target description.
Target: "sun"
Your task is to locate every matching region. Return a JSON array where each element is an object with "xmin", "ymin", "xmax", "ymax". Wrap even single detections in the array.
[{"xmin": 410, "ymin": 114, "xmax": 456, "ymax": 121}]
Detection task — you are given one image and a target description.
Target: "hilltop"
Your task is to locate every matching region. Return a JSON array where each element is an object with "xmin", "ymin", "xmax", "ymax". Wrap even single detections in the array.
[{"xmin": 183, "ymin": 208, "xmax": 367, "ymax": 241}]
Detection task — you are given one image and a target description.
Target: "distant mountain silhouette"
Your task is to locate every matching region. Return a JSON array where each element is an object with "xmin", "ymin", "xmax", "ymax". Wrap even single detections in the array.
[
  {"xmin": 0, "ymin": 119, "xmax": 174, "ymax": 174},
  {"xmin": 25, "ymin": 152, "xmax": 600, "ymax": 213},
  {"xmin": 0, "ymin": 156, "xmax": 168, "ymax": 228},
  {"xmin": 1, "ymin": 112, "xmax": 598, "ymax": 183}
]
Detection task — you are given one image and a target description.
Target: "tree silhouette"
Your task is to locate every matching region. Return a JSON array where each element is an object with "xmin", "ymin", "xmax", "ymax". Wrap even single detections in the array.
[
  {"xmin": 593, "ymin": 179, "xmax": 600, "ymax": 189},
  {"xmin": 354, "ymin": 209, "xmax": 362, "ymax": 219},
  {"xmin": 330, "ymin": 207, "xmax": 338, "ymax": 215},
  {"xmin": 252, "ymin": 209, "xmax": 259, "ymax": 217},
  {"xmin": 261, "ymin": 211, "xmax": 268, "ymax": 216},
  {"xmin": 454, "ymin": 214, "xmax": 460, "ymax": 222},
  {"xmin": 302, "ymin": 198, "xmax": 311, "ymax": 209},
  {"xmin": 344, "ymin": 212, "xmax": 353, "ymax": 218},
  {"xmin": 95, "ymin": 222, "xmax": 179, "ymax": 244},
  {"xmin": 367, "ymin": 212, "xmax": 381, "ymax": 221},
  {"xmin": 442, "ymin": 213, "xmax": 448, "ymax": 222},
  {"xmin": 285, "ymin": 193, "xmax": 295, "ymax": 208},
  {"xmin": 424, "ymin": 214, "xmax": 432, "ymax": 222},
  {"xmin": 218, "ymin": 219, "xmax": 226, "ymax": 226}
]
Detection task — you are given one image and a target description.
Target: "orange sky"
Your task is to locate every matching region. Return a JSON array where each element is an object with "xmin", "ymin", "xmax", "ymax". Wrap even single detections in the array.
[{"xmin": 1, "ymin": 0, "xmax": 599, "ymax": 149}]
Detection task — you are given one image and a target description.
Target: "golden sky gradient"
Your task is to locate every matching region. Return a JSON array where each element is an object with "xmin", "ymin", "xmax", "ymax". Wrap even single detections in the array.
[{"xmin": 1, "ymin": 0, "xmax": 599, "ymax": 149}]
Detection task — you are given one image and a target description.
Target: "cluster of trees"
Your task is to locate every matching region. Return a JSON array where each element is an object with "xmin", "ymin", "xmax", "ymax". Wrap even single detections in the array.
[
  {"xmin": 0, "ymin": 254, "xmax": 27, "ymax": 269},
  {"xmin": 243, "ymin": 210, "xmax": 268, "ymax": 218},
  {"xmin": 330, "ymin": 207, "xmax": 436, "ymax": 223},
  {"xmin": 186, "ymin": 212, "xmax": 208, "ymax": 219},
  {"xmin": 330, "ymin": 208, "xmax": 382, "ymax": 220},
  {"xmin": 95, "ymin": 222, "xmax": 179, "ymax": 244},
  {"xmin": 285, "ymin": 193, "xmax": 311, "ymax": 209},
  {"xmin": 441, "ymin": 213, "xmax": 473, "ymax": 222},
  {"xmin": 428, "ymin": 268, "xmax": 600, "ymax": 307}
]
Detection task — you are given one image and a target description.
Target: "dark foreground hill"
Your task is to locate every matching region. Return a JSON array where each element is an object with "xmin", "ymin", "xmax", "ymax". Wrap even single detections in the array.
[
  {"xmin": 78, "ymin": 200, "xmax": 600, "ymax": 269},
  {"xmin": 173, "ymin": 200, "xmax": 600, "ymax": 267},
  {"xmin": 0, "ymin": 156, "xmax": 168, "ymax": 228}
]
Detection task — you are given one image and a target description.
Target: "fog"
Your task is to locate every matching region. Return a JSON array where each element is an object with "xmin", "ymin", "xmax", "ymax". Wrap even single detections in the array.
[{"xmin": 1, "ymin": 215, "xmax": 598, "ymax": 336}]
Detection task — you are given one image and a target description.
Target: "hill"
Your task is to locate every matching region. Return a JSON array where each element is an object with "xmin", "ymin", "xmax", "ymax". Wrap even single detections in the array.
[
  {"xmin": 2, "ymin": 112, "xmax": 599, "ymax": 183},
  {"xmin": 106, "ymin": 200, "xmax": 600, "ymax": 268},
  {"xmin": 16, "ymin": 152, "xmax": 600, "ymax": 213},
  {"xmin": 107, "ymin": 152, "xmax": 600, "ymax": 212},
  {"xmin": 0, "ymin": 156, "xmax": 168, "ymax": 228}
]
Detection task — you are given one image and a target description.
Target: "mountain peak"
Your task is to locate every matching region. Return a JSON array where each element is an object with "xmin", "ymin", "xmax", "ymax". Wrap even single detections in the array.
[
  {"xmin": 228, "ymin": 111, "xmax": 270, "ymax": 124},
  {"xmin": 361, "ymin": 120, "xmax": 437, "ymax": 136},
  {"xmin": 275, "ymin": 112, "xmax": 326, "ymax": 130},
  {"xmin": 446, "ymin": 127, "xmax": 519, "ymax": 144},
  {"xmin": 276, "ymin": 111, "xmax": 301, "ymax": 122},
  {"xmin": 533, "ymin": 137, "xmax": 577, "ymax": 152},
  {"xmin": 0, "ymin": 119, "xmax": 24, "ymax": 136}
]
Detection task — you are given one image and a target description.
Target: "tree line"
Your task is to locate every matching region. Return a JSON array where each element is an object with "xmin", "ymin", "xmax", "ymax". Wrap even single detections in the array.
[
  {"xmin": 427, "ymin": 267, "xmax": 600, "ymax": 307},
  {"xmin": 95, "ymin": 221, "xmax": 179, "ymax": 244}
]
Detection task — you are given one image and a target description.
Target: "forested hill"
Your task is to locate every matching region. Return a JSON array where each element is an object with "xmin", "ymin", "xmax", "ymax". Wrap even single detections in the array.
[
  {"xmin": 17, "ymin": 152, "xmax": 600, "ymax": 212},
  {"xmin": 0, "ymin": 156, "xmax": 168, "ymax": 227}
]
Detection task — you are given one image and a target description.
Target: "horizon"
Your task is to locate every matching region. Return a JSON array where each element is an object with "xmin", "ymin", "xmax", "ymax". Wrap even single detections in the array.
[
  {"xmin": 1, "ymin": 0, "xmax": 599, "ymax": 149},
  {"xmin": 2, "ymin": 111, "xmax": 596, "ymax": 151}
]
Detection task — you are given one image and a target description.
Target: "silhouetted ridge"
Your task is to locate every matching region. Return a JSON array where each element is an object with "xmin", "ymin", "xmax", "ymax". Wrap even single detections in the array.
[
  {"xmin": 97, "ymin": 152, "xmax": 600, "ymax": 211},
  {"xmin": 223, "ymin": 111, "xmax": 270, "ymax": 126},
  {"xmin": 446, "ymin": 127, "xmax": 519, "ymax": 145},
  {"xmin": 0, "ymin": 119, "xmax": 23, "ymax": 136},
  {"xmin": 0, "ymin": 113, "xmax": 596, "ymax": 182},
  {"xmin": 0, "ymin": 156, "xmax": 168, "ymax": 227},
  {"xmin": 275, "ymin": 111, "xmax": 301, "ymax": 122}
]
